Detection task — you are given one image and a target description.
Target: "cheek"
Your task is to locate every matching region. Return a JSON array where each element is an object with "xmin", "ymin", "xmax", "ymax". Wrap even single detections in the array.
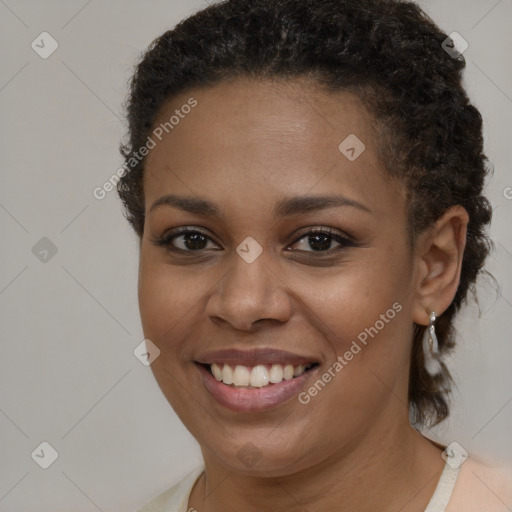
[
  {"xmin": 137, "ymin": 251, "xmax": 219, "ymax": 354},
  {"xmin": 300, "ymin": 248, "xmax": 413, "ymax": 387},
  {"xmin": 290, "ymin": 259, "xmax": 413, "ymax": 434},
  {"xmin": 138, "ymin": 253, "xmax": 182, "ymax": 338},
  {"xmin": 301, "ymin": 245, "xmax": 410, "ymax": 334}
]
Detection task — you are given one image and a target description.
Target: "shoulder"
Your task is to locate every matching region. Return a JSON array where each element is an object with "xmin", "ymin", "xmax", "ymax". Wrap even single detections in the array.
[
  {"xmin": 137, "ymin": 465, "xmax": 204, "ymax": 512},
  {"xmin": 447, "ymin": 457, "xmax": 512, "ymax": 512}
]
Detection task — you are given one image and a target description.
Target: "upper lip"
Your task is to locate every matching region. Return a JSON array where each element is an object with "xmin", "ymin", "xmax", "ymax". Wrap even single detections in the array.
[{"xmin": 195, "ymin": 348, "xmax": 320, "ymax": 366}]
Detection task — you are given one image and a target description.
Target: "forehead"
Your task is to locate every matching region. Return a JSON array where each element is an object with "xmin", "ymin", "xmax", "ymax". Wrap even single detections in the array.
[{"xmin": 143, "ymin": 77, "xmax": 400, "ymax": 217}]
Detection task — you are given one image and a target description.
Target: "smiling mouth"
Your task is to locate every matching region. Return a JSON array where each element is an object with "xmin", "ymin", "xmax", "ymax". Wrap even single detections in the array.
[{"xmin": 198, "ymin": 362, "xmax": 319, "ymax": 389}]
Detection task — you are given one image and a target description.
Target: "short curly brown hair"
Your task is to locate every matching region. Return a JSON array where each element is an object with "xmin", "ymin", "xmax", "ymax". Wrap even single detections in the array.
[{"xmin": 117, "ymin": 0, "xmax": 493, "ymax": 428}]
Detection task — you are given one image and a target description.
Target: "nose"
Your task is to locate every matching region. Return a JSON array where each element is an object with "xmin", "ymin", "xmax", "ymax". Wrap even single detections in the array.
[{"xmin": 206, "ymin": 248, "xmax": 293, "ymax": 331}]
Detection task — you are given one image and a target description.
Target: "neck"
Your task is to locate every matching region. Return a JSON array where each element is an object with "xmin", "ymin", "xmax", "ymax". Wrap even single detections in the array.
[{"xmin": 190, "ymin": 414, "xmax": 444, "ymax": 512}]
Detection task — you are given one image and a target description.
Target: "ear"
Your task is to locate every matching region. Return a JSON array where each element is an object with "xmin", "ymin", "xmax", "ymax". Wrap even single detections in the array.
[{"xmin": 412, "ymin": 206, "xmax": 469, "ymax": 326}]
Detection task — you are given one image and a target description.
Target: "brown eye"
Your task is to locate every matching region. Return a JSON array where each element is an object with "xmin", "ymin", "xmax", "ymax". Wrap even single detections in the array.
[
  {"xmin": 152, "ymin": 228, "xmax": 220, "ymax": 252},
  {"xmin": 175, "ymin": 231, "xmax": 209, "ymax": 251},
  {"xmin": 289, "ymin": 229, "xmax": 355, "ymax": 253}
]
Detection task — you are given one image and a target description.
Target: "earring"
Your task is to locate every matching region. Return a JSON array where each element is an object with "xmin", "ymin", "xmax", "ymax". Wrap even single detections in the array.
[{"xmin": 422, "ymin": 311, "xmax": 443, "ymax": 376}]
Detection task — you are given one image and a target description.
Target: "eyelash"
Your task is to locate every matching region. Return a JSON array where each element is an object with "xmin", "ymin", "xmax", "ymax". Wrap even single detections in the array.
[{"xmin": 151, "ymin": 226, "xmax": 357, "ymax": 256}]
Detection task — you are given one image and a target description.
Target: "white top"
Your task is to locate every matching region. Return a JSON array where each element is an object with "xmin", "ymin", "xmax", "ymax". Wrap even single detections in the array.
[
  {"xmin": 137, "ymin": 465, "xmax": 204, "ymax": 512},
  {"xmin": 137, "ymin": 460, "xmax": 461, "ymax": 512},
  {"xmin": 424, "ymin": 460, "xmax": 461, "ymax": 512}
]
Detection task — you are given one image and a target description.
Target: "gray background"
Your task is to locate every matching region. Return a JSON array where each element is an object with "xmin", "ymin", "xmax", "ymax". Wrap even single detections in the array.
[{"xmin": 0, "ymin": 0, "xmax": 511, "ymax": 510}]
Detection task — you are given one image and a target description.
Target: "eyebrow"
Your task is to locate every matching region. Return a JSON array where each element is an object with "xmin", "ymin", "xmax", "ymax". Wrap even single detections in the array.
[{"xmin": 148, "ymin": 194, "xmax": 372, "ymax": 217}]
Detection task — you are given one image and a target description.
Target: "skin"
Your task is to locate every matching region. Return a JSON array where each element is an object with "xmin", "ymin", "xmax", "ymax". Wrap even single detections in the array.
[{"xmin": 138, "ymin": 76, "xmax": 469, "ymax": 511}]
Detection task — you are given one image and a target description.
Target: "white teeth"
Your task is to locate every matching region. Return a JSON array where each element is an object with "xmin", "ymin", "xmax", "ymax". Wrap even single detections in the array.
[
  {"xmin": 211, "ymin": 363, "xmax": 222, "ymax": 381},
  {"xmin": 283, "ymin": 364, "xmax": 294, "ymax": 380},
  {"xmin": 210, "ymin": 362, "xmax": 313, "ymax": 387},
  {"xmin": 269, "ymin": 364, "xmax": 284, "ymax": 383},
  {"xmin": 233, "ymin": 365, "xmax": 250, "ymax": 386},
  {"xmin": 249, "ymin": 365, "xmax": 270, "ymax": 388},
  {"xmin": 221, "ymin": 364, "xmax": 234, "ymax": 384},
  {"xmin": 293, "ymin": 364, "xmax": 305, "ymax": 377}
]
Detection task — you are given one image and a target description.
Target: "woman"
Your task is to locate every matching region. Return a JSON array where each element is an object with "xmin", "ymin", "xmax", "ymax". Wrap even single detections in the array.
[{"xmin": 117, "ymin": 0, "xmax": 512, "ymax": 510}]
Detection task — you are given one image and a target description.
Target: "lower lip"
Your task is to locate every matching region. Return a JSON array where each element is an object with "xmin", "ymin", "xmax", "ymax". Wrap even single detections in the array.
[{"xmin": 196, "ymin": 363, "xmax": 319, "ymax": 412}]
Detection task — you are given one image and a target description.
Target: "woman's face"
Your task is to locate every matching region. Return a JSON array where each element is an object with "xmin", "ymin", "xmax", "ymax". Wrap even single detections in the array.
[{"xmin": 139, "ymin": 77, "xmax": 419, "ymax": 475}]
